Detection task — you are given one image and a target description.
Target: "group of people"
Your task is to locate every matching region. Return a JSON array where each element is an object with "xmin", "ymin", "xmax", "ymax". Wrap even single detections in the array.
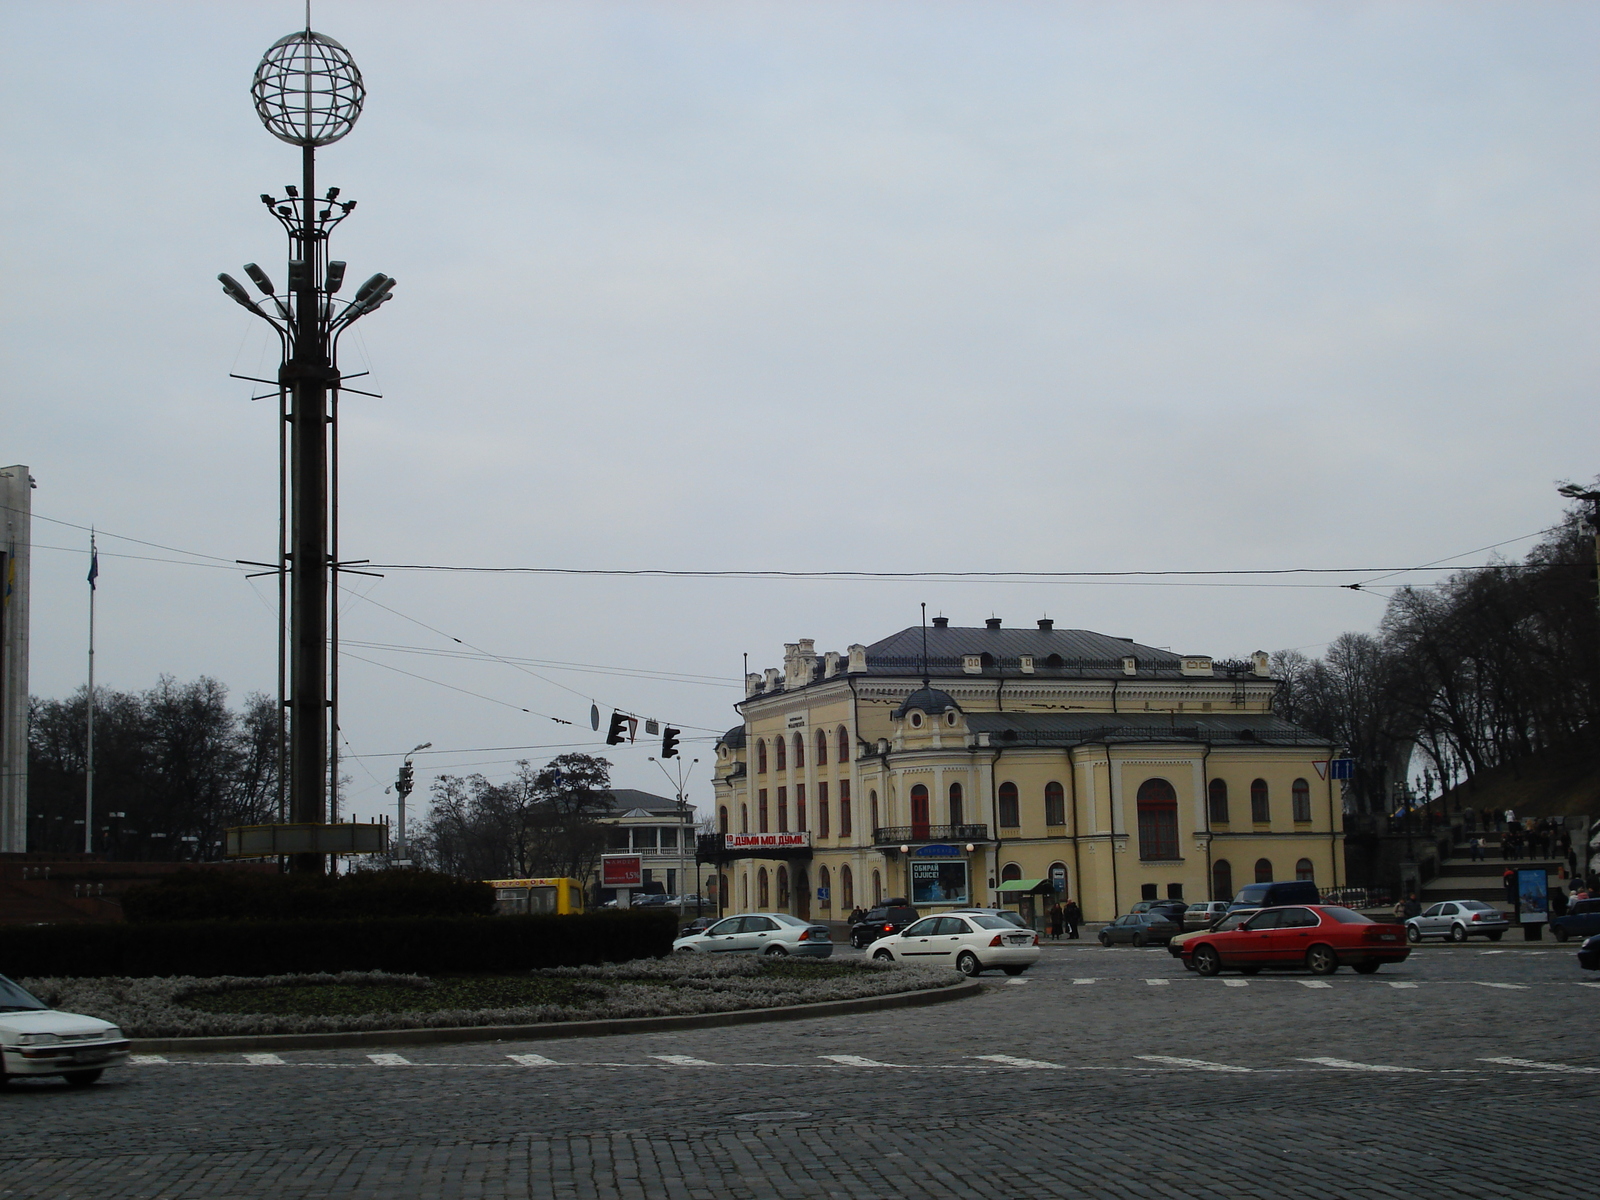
[{"xmin": 1047, "ymin": 899, "xmax": 1083, "ymax": 940}]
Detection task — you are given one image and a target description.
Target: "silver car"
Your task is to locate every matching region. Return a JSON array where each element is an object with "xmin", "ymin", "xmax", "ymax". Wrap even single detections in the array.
[
  {"xmin": 671, "ymin": 912, "xmax": 833, "ymax": 957},
  {"xmin": 1182, "ymin": 901, "xmax": 1231, "ymax": 930},
  {"xmin": 1405, "ymin": 900, "xmax": 1508, "ymax": 943}
]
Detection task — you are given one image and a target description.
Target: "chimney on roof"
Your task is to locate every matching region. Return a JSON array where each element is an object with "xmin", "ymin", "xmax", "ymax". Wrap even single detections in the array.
[
  {"xmin": 1037, "ymin": 618, "xmax": 1053, "ymax": 631},
  {"xmin": 985, "ymin": 617, "xmax": 1002, "ymax": 630},
  {"xmin": 823, "ymin": 650, "xmax": 840, "ymax": 679},
  {"xmin": 931, "ymin": 616, "xmax": 949, "ymax": 629}
]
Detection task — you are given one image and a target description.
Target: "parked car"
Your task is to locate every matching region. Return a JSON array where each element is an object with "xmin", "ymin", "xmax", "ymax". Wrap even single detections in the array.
[
  {"xmin": 947, "ymin": 908, "xmax": 1029, "ymax": 930},
  {"xmin": 679, "ymin": 916, "xmax": 719, "ymax": 938},
  {"xmin": 1098, "ymin": 912, "xmax": 1183, "ymax": 947},
  {"xmin": 1552, "ymin": 898, "xmax": 1600, "ymax": 943},
  {"xmin": 1578, "ymin": 932, "xmax": 1600, "ymax": 971},
  {"xmin": 869, "ymin": 913, "xmax": 1040, "ymax": 976},
  {"xmin": 1405, "ymin": 900, "xmax": 1509, "ymax": 943},
  {"xmin": 671, "ymin": 912, "xmax": 833, "ymax": 957},
  {"xmin": 1168, "ymin": 908, "xmax": 1262, "ymax": 964},
  {"xmin": 1181, "ymin": 905, "xmax": 1409, "ymax": 976},
  {"xmin": 0, "ymin": 974, "xmax": 129, "ymax": 1087},
  {"xmin": 849, "ymin": 902, "xmax": 921, "ymax": 949},
  {"xmin": 1130, "ymin": 900, "xmax": 1188, "ymax": 922},
  {"xmin": 1226, "ymin": 880, "xmax": 1321, "ymax": 912},
  {"xmin": 1182, "ymin": 901, "xmax": 1231, "ymax": 930}
]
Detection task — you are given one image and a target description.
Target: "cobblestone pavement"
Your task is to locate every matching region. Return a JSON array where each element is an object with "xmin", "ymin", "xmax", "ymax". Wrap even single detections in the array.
[{"xmin": 2, "ymin": 943, "xmax": 1595, "ymax": 1198}]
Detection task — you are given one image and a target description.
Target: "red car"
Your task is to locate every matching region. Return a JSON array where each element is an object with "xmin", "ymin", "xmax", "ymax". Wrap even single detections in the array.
[{"xmin": 1179, "ymin": 904, "xmax": 1409, "ymax": 977}]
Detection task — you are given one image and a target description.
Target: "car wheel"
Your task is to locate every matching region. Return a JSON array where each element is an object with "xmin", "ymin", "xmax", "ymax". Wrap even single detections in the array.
[
  {"xmin": 1487, "ymin": 931, "xmax": 1503, "ymax": 942},
  {"xmin": 1001, "ymin": 966, "xmax": 1028, "ymax": 976},
  {"xmin": 1306, "ymin": 944, "xmax": 1339, "ymax": 975},
  {"xmin": 956, "ymin": 951, "xmax": 982, "ymax": 977},
  {"xmin": 1352, "ymin": 961, "xmax": 1382, "ymax": 974},
  {"xmin": 1132, "ymin": 932, "xmax": 1148, "ymax": 948},
  {"xmin": 1405, "ymin": 924, "xmax": 1421, "ymax": 943},
  {"xmin": 1193, "ymin": 946, "xmax": 1222, "ymax": 976},
  {"xmin": 62, "ymin": 1070, "xmax": 103, "ymax": 1088},
  {"xmin": 873, "ymin": 949, "xmax": 895, "ymax": 963},
  {"xmin": 1449, "ymin": 924, "xmax": 1468, "ymax": 943},
  {"xmin": 1554, "ymin": 926, "xmax": 1570, "ymax": 943},
  {"xmin": 674, "ymin": 945, "xmax": 697, "ymax": 953},
  {"xmin": 764, "ymin": 943, "xmax": 789, "ymax": 956},
  {"xmin": 1098, "ymin": 933, "xmax": 1111, "ymax": 947},
  {"xmin": 1239, "ymin": 966, "xmax": 1261, "ymax": 976}
]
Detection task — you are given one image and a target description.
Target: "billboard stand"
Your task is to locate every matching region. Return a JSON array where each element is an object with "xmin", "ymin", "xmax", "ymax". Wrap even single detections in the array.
[{"xmin": 1516, "ymin": 867, "xmax": 1547, "ymax": 940}]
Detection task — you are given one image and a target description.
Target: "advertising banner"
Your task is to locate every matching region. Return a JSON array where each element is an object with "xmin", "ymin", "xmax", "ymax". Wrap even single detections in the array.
[
  {"xmin": 911, "ymin": 860, "xmax": 969, "ymax": 905},
  {"xmin": 600, "ymin": 854, "xmax": 643, "ymax": 888},
  {"xmin": 1516, "ymin": 868, "xmax": 1548, "ymax": 924},
  {"xmin": 724, "ymin": 833, "xmax": 811, "ymax": 850}
]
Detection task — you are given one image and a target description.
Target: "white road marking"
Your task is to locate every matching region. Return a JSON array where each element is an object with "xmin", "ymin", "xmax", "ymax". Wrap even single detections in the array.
[
  {"xmin": 650, "ymin": 1054, "xmax": 717, "ymax": 1066},
  {"xmin": 1480, "ymin": 1057, "xmax": 1600, "ymax": 1074},
  {"xmin": 974, "ymin": 1054, "xmax": 1064, "ymax": 1069},
  {"xmin": 129, "ymin": 1054, "xmax": 167, "ymax": 1064},
  {"xmin": 1134, "ymin": 1055, "xmax": 1251, "ymax": 1073},
  {"xmin": 820, "ymin": 1054, "xmax": 897, "ymax": 1067},
  {"xmin": 1297, "ymin": 980, "xmax": 1333, "ymax": 989},
  {"xmin": 507, "ymin": 1054, "xmax": 559, "ymax": 1066},
  {"xmin": 1072, "ymin": 978, "xmax": 1097, "ymax": 985},
  {"xmin": 1577, "ymin": 983, "xmax": 1600, "ymax": 990},
  {"xmin": 244, "ymin": 1053, "xmax": 286, "ymax": 1065},
  {"xmin": 366, "ymin": 1053, "xmax": 411, "ymax": 1066},
  {"xmin": 1222, "ymin": 979, "xmax": 1250, "ymax": 987},
  {"xmin": 1479, "ymin": 950, "xmax": 1507, "ymax": 955},
  {"xmin": 1472, "ymin": 982, "xmax": 1529, "ymax": 990},
  {"xmin": 1005, "ymin": 978, "xmax": 1029, "ymax": 985},
  {"xmin": 1388, "ymin": 982, "xmax": 1419, "ymax": 989},
  {"xmin": 1144, "ymin": 979, "xmax": 1170, "ymax": 986},
  {"xmin": 1297, "ymin": 1056, "xmax": 1421, "ymax": 1073}
]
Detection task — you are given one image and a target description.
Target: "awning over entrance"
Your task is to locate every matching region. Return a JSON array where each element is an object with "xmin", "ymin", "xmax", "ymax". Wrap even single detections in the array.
[{"xmin": 995, "ymin": 878, "xmax": 1053, "ymax": 894}]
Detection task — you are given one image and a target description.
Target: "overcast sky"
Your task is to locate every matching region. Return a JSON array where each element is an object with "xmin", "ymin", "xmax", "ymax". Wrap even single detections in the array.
[{"xmin": 3, "ymin": 1, "xmax": 1596, "ymax": 819}]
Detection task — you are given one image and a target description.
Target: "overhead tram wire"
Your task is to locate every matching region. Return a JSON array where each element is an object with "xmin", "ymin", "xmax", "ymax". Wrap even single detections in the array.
[{"xmin": 1345, "ymin": 526, "xmax": 1562, "ymax": 592}]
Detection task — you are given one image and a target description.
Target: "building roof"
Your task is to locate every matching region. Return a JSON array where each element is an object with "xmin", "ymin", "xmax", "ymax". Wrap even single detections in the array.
[
  {"xmin": 718, "ymin": 725, "xmax": 746, "ymax": 749},
  {"xmin": 962, "ymin": 712, "xmax": 1330, "ymax": 748},
  {"xmin": 602, "ymin": 788, "xmax": 693, "ymax": 819},
  {"xmin": 892, "ymin": 686, "xmax": 962, "ymax": 718},
  {"xmin": 864, "ymin": 625, "xmax": 1192, "ymax": 679}
]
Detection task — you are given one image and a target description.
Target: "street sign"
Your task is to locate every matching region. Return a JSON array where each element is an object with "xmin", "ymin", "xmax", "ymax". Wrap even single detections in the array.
[
  {"xmin": 1329, "ymin": 759, "xmax": 1354, "ymax": 780},
  {"xmin": 600, "ymin": 854, "xmax": 643, "ymax": 887}
]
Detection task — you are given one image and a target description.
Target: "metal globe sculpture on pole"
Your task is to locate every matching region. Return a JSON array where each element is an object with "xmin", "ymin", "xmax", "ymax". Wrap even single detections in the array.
[{"xmin": 218, "ymin": 26, "xmax": 393, "ymax": 872}]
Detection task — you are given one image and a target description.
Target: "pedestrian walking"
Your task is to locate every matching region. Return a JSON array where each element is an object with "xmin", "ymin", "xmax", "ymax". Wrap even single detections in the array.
[
  {"xmin": 1469, "ymin": 837, "xmax": 1482, "ymax": 861},
  {"xmin": 1048, "ymin": 903, "xmax": 1064, "ymax": 941},
  {"xmin": 1502, "ymin": 867, "xmax": 1517, "ymax": 905},
  {"xmin": 1062, "ymin": 898, "xmax": 1082, "ymax": 940}
]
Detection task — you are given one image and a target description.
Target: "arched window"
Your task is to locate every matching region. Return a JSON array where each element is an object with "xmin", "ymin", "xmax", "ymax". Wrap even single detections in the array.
[
  {"xmin": 817, "ymin": 865, "xmax": 831, "ymax": 909},
  {"xmin": 796, "ymin": 784, "xmax": 806, "ymax": 831},
  {"xmin": 838, "ymin": 726, "xmax": 849, "ymax": 764},
  {"xmin": 773, "ymin": 738, "xmax": 785, "ymax": 771},
  {"xmin": 739, "ymin": 803, "xmax": 748, "ymax": 834},
  {"xmin": 948, "ymin": 782, "xmax": 964, "ymax": 827},
  {"xmin": 758, "ymin": 789, "xmax": 769, "ymax": 833},
  {"xmin": 840, "ymin": 781, "xmax": 852, "ymax": 836},
  {"xmin": 758, "ymin": 867, "xmax": 770, "ymax": 908},
  {"xmin": 1208, "ymin": 779, "xmax": 1229, "ymax": 824},
  {"xmin": 718, "ymin": 873, "xmax": 728, "ymax": 906},
  {"xmin": 777, "ymin": 787, "xmax": 788, "ymax": 832},
  {"xmin": 872, "ymin": 869, "xmax": 883, "ymax": 906},
  {"xmin": 740, "ymin": 874, "xmax": 749, "ymax": 909},
  {"xmin": 1255, "ymin": 858, "xmax": 1273, "ymax": 884},
  {"xmin": 777, "ymin": 865, "xmax": 790, "ymax": 908},
  {"xmin": 1212, "ymin": 859, "xmax": 1233, "ymax": 901},
  {"xmin": 816, "ymin": 729, "xmax": 828, "ymax": 766},
  {"xmin": 1044, "ymin": 653, "xmax": 1063, "ymax": 668},
  {"xmin": 910, "ymin": 784, "xmax": 930, "ymax": 837},
  {"xmin": 817, "ymin": 782, "xmax": 830, "ymax": 838},
  {"xmin": 870, "ymin": 790, "xmax": 880, "ymax": 835},
  {"xmin": 1044, "ymin": 781, "xmax": 1066, "ymax": 826},
  {"xmin": 841, "ymin": 864, "xmax": 854, "ymax": 909},
  {"xmin": 1250, "ymin": 779, "xmax": 1270, "ymax": 823},
  {"xmin": 757, "ymin": 740, "xmax": 767, "ymax": 774},
  {"xmin": 1136, "ymin": 778, "xmax": 1179, "ymax": 861},
  {"xmin": 998, "ymin": 782, "xmax": 1020, "ymax": 828},
  {"xmin": 718, "ymin": 806, "xmax": 729, "ymax": 834},
  {"xmin": 1001, "ymin": 862, "xmax": 1022, "ymax": 882},
  {"xmin": 1292, "ymin": 778, "xmax": 1312, "ymax": 822},
  {"xmin": 793, "ymin": 733, "xmax": 804, "ymax": 769},
  {"xmin": 1296, "ymin": 857, "xmax": 1315, "ymax": 882}
]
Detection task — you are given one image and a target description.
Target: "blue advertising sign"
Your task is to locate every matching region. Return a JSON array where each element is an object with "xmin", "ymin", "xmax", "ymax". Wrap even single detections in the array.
[
  {"xmin": 1516, "ymin": 868, "xmax": 1548, "ymax": 924},
  {"xmin": 911, "ymin": 861, "xmax": 969, "ymax": 905},
  {"xmin": 913, "ymin": 844, "xmax": 961, "ymax": 858}
]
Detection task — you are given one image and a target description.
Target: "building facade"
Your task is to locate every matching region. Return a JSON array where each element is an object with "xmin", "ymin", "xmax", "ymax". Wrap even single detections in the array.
[
  {"xmin": 597, "ymin": 788, "xmax": 700, "ymax": 898},
  {"xmin": 708, "ymin": 620, "xmax": 1341, "ymax": 923}
]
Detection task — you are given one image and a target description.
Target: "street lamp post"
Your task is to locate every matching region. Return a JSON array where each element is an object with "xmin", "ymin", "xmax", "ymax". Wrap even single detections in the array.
[
  {"xmin": 650, "ymin": 756, "xmax": 700, "ymax": 913},
  {"xmin": 220, "ymin": 27, "xmax": 393, "ymax": 873}
]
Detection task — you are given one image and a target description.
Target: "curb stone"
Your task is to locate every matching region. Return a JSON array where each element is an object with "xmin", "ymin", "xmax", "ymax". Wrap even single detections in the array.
[{"xmin": 127, "ymin": 978, "xmax": 981, "ymax": 1054}]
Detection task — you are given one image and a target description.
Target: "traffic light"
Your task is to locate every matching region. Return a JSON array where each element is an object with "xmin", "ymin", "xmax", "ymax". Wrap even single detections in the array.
[
  {"xmin": 606, "ymin": 711, "xmax": 629, "ymax": 745},
  {"xmin": 396, "ymin": 762, "xmax": 415, "ymax": 796},
  {"xmin": 661, "ymin": 727, "xmax": 680, "ymax": 759}
]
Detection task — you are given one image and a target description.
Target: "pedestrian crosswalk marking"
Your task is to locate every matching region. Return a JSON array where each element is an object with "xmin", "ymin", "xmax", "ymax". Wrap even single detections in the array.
[
  {"xmin": 508, "ymin": 1054, "xmax": 559, "ymax": 1066},
  {"xmin": 821, "ymin": 1054, "xmax": 897, "ymax": 1067},
  {"xmin": 1222, "ymin": 979, "xmax": 1249, "ymax": 987},
  {"xmin": 1005, "ymin": 978, "xmax": 1029, "ymax": 985},
  {"xmin": 1480, "ymin": 1057, "xmax": 1600, "ymax": 1074},
  {"xmin": 1144, "ymin": 979, "xmax": 1169, "ymax": 986},
  {"xmin": 1297, "ymin": 1056, "xmax": 1421, "ymax": 1073},
  {"xmin": 129, "ymin": 1054, "xmax": 167, "ymax": 1064},
  {"xmin": 650, "ymin": 1054, "xmax": 717, "ymax": 1066},
  {"xmin": 367, "ymin": 1053, "xmax": 411, "ymax": 1066},
  {"xmin": 974, "ymin": 1054, "xmax": 1064, "ymax": 1070},
  {"xmin": 1577, "ymin": 983, "xmax": 1600, "ymax": 990},
  {"xmin": 1297, "ymin": 980, "xmax": 1333, "ymax": 989},
  {"xmin": 1134, "ymin": 1055, "xmax": 1250, "ymax": 1073},
  {"xmin": 244, "ymin": 1053, "xmax": 286, "ymax": 1065},
  {"xmin": 1471, "ymin": 982, "xmax": 1528, "ymax": 990},
  {"xmin": 1388, "ymin": 982, "xmax": 1419, "ymax": 988},
  {"xmin": 1072, "ymin": 978, "xmax": 1097, "ymax": 985}
]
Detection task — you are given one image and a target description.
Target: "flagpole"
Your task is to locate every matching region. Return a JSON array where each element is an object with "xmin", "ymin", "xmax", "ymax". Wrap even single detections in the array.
[{"xmin": 85, "ymin": 531, "xmax": 97, "ymax": 855}]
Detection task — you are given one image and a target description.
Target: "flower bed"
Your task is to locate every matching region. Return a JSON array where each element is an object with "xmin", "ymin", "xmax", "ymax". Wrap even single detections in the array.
[{"xmin": 21, "ymin": 957, "xmax": 960, "ymax": 1039}]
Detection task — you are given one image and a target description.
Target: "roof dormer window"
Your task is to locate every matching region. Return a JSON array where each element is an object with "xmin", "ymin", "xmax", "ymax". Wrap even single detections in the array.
[{"xmin": 909, "ymin": 711, "xmax": 924, "ymax": 727}]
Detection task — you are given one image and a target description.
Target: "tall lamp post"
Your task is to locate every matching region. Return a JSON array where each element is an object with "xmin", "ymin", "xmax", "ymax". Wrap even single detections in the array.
[
  {"xmin": 219, "ymin": 27, "xmax": 394, "ymax": 872},
  {"xmin": 649, "ymin": 756, "xmax": 700, "ymax": 913}
]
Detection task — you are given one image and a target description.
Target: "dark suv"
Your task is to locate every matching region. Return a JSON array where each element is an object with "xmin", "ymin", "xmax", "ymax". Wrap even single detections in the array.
[{"xmin": 850, "ymin": 902, "xmax": 921, "ymax": 949}]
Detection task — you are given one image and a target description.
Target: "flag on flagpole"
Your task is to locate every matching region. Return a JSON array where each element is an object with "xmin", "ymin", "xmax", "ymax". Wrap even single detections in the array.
[{"xmin": 87, "ymin": 538, "xmax": 98, "ymax": 590}]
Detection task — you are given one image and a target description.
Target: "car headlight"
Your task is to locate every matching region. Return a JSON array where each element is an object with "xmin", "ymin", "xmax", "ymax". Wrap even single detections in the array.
[
  {"xmin": 17, "ymin": 1033, "xmax": 62, "ymax": 1046},
  {"xmin": 102, "ymin": 1027, "xmax": 123, "ymax": 1040}
]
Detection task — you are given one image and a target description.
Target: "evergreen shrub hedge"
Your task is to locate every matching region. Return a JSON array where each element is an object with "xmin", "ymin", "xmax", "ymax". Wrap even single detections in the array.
[
  {"xmin": 121, "ymin": 869, "xmax": 495, "ymax": 923},
  {"xmin": 0, "ymin": 911, "xmax": 677, "ymax": 979}
]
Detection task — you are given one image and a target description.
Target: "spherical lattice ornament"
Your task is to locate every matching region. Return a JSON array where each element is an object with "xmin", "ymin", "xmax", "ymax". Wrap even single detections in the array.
[{"xmin": 251, "ymin": 31, "xmax": 365, "ymax": 147}]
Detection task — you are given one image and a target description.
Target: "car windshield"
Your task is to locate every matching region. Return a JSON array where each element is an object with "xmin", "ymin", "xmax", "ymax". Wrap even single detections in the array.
[
  {"xmin": 1214, "ymin": 913, "xmax": 1254, "ymax": 930},
  {"xmin": 1460, "ymin": 901, "xmax": 1496, "ymax": 912},
  {"xmin": 0, "ymin": 974, "xmax": 47, "ymax": 1011},
  {"xmin": 969, "ymin": 915, "xmax": 1016, "ymax": 930},
  {"xmin": 1320, "ymin": 906, "xmax": 1374, "ymax": 924},
  {"xmin": 768, "ymin": 913, "xmax": 808, "ymax": 926}
]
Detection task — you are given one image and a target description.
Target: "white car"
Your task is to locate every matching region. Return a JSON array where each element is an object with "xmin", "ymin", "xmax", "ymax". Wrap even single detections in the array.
[
  {"xmin": 672, "ymin": 912, "xmax": 834, "ymax": 957},
  {"xmin": 0, "ymin": 974, "xmax": 129, "ymax": 1087},
  {"xmin": 869, "ymin": 913, "xmax": 1040, "ymax": 977}
]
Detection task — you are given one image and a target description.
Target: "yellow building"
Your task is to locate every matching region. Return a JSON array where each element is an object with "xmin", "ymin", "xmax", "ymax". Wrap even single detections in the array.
[{"xmin": 708, "ymin": 619, "xmax": 1341, "ymax": 923}]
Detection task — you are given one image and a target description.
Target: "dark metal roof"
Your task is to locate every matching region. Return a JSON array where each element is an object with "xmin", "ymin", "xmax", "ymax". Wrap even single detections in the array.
[
  {"xmin": 603, "ymin": 788, "xmax": 683, "ymax": 815},
  {"xmin": 963, "ymin": 712, "xmax": 1329, "ymax": 748},
  {"xmin": 862, "ymin": 625, "xmax": 1202, "ymax": 679},
  {"xmin": 892, "ymin": 687, "xmax": 961, "ymax": 718},
  {"xmin": 718, "ymin": 725, "xmax": 746, "ymax": 749}
]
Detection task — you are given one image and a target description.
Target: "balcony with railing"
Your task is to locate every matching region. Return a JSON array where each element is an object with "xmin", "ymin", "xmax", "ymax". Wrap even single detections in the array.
[{"xmin": 872, "ymin": 824, "xmax": 990, "ymax": 846}]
